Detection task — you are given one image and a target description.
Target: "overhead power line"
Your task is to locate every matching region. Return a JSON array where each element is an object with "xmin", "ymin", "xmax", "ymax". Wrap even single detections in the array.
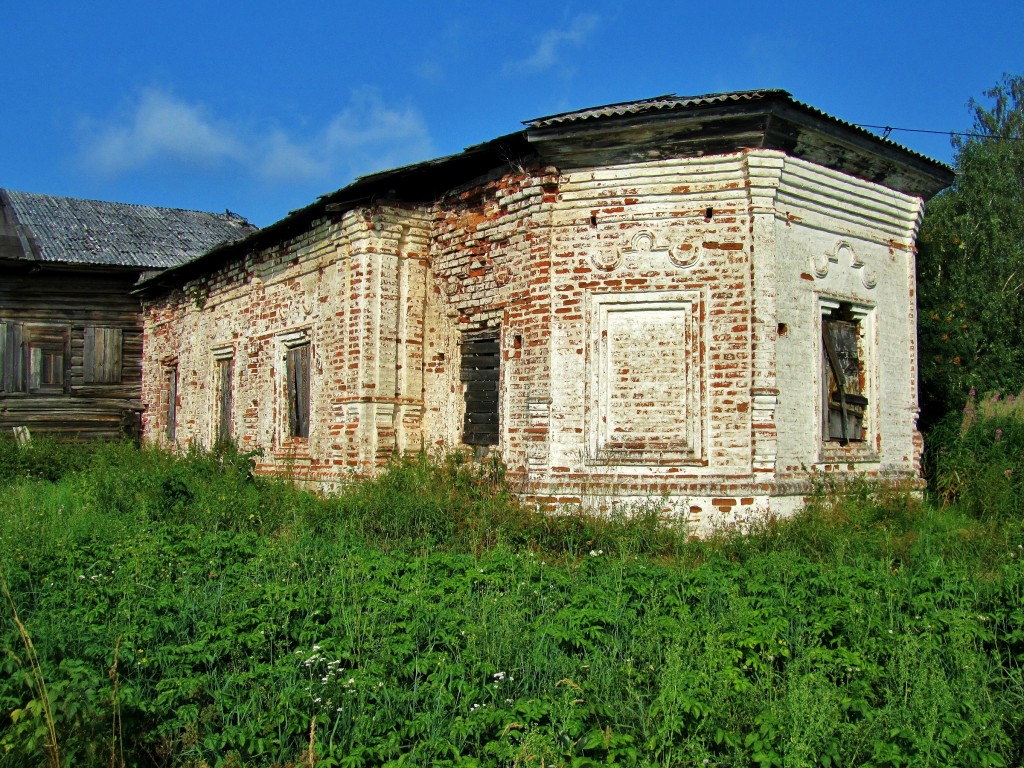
[{"xmin": 854, "ymin": 123, "xmax": 1024, "ymax": 142}]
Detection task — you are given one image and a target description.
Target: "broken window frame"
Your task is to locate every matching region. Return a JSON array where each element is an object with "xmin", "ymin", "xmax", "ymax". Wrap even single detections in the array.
[
  {"xmin": 461, "ymin": 330, "xmax": 500, "ymax": 448},
  {"xmin": 821, "ymin": 299, "xmax": 871, "ymax": 445},
  {"xmin": 29, "ymin": 345, "xmax": 65, "ymax": 392}
]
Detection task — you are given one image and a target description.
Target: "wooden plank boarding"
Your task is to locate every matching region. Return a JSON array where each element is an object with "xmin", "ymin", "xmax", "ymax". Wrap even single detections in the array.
[
  {"xmin": 1, "ymin": 322, "xmax": 24, "ymax": 393},
  {"xmin": 462, "ymin": 332, "xmax": 500, "ymax": 446},
  {"xmin": 165, "ymin": 365, "xmax": 177, "ymax": 441},
  {"xmin": 84, "ymin": 327, "xmax": 123, "ymax": 384},
  {"xmin": 218, "ymin": 357, "xmax": 233, "ymax": 444},
  {"xmin": 287, "ymin": 344, "xmax": 310, "ymax": 439}
]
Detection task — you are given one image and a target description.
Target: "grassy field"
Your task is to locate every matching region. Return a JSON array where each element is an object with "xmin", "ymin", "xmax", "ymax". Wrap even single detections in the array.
[{"xmin": 2, "ymin": 421, "xmax": 1023, "ymax": 767}]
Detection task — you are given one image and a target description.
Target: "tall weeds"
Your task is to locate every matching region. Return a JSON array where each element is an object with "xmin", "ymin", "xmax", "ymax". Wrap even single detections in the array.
[
  {"xmin": 928, "ymin": 391, "xmax": 1024, "ymax": 527},
  {"xmin": 1, "ymin": 437, "xmax": 1022, "ymax": 766},
  {"xmin": 1, "ymin": 573, "xmax": 60, "ymax": 768}
]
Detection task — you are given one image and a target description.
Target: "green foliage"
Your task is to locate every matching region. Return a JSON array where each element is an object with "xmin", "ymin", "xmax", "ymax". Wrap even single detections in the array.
[
  {"xmin": 927, "ymin": 392, "xmax": 1024, "ymax": 525},
  {"xmin": 0, "ymin": 433, "xmax": 96, "ymax": 483},
  {"xmin": 525, "ymin": 500, "xmax": 684, "ymax": 561},
  {"xmin": 2, "ymin": 440, "xmax": 1024, "ymax": 766},
  {"xmin": 918, "ymin": 73, "xmax": 1024, "ymax": 426},
  {"xmin": 313, "ymin": 452, "xmax": 530, "ymax": 553}
]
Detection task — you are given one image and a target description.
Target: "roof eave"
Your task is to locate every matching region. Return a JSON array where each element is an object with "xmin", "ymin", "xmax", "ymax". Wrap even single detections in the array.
[
  {"xmin": 137, "ymin": 91, "xmax": 955, "ymax": 295},
  {"xmin": 137, "ymin": 131, "xmax": 535, "ymax": 293},
  {"xmin": 765, "ymin": 98, "xmax": 954, "ymax": 198},
  {"xmin": 526, "ymin": 91, "xmax": 953, "ymax": 199}
]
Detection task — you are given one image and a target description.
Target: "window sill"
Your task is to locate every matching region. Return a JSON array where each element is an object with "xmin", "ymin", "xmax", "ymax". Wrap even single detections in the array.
[
  {"xmin": 818, "ymin": 441, "xmax": 879, "ymax": 465},
  {"xmin": 587, "ymin": 444, "xmax": 706, "ymax": 467},
  {"xmin": 273, "ymin": 438, "xmax": 311, "ymax": 461}
]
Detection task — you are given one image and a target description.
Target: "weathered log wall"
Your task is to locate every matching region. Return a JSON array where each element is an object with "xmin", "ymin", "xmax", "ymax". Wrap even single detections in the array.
[{"xmin": 0, "ymin": 265, "xmax": 143, "ymax": 440}]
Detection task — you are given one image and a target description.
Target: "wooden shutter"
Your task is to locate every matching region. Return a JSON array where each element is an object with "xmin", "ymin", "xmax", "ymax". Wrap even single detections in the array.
[
  {"xmin": 0, "ymin": 322, "xmax": 25, "ymax": 393},
  {"xmin": 84, "ymin": 327, "xmax": 123, "ymax": 384},
  {"xmin": 165, "ymin": 365, "xmax": 178, "ymax": 441},
  {"xmin": 461, "ymin": 333, "xmax": 500, "ymax": 446},
  {"xmin": 217, "ymin": 357, "xmax": 233, "ymax": 444},
  {"xmin": 287, "ymin": 344, "xmax": 310, "ymax": 439}
]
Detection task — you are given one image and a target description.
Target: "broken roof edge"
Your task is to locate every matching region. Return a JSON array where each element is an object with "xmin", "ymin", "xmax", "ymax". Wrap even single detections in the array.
[
  {"xmin": 525, "ymin": 89, "xmax": 954, "ymax": 182},
  {"xmin": 0, "ymin": 189, "xmax": 43, "ymax": 263},
  {"xmin": 138, "ymin": 89, "xmax": 954, "ymax": 293},
  {"xmin": 136, "ymin": 131, "xmax": 535, "ymax": 292},
  {"xmin": 523, "ymin": 89, "xmax": 791, "ymax": 127}
]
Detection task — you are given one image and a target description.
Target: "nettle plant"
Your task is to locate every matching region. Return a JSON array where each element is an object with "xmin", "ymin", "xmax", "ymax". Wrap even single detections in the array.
[{"xmin": 1, "ymin": 438, "xmax": 1022, "ymax": 767}]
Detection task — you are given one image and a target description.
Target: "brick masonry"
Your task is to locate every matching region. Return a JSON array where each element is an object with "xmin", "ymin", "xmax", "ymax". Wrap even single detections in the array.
[{"xmin": 141, "ymin": 148, "xmax": 926, "ymax": 534}]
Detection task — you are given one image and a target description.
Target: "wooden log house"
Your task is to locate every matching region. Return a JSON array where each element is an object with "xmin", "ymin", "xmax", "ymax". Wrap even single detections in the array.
[{"xmin": 0, "ymin": 189, "xmax": 254, "ymax": 440}]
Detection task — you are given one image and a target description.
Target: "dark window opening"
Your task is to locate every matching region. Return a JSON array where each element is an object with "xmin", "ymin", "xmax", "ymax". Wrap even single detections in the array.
[
  {"xmin": 217, "ymin": 357, "xmax": 233, "ymax": 445},
  {"xmin": 822, "ymin": 304, "xmax": 867, "ymax": 443},
  {"xmin": 461, "ymin": 332, "xmax": 500, "ymax": 446},
  {"xmin": 286, "ymin": 343, "xmax": 310, "ymax": 439},
  {"xmin": 31, "ymin": 347, "xmax": 64, "ymax": 391}
]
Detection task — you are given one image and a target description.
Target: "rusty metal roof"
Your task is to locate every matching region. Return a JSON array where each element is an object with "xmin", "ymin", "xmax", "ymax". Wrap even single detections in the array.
[
  {"xmin": 524, "ymin": 89, "xmax": 789, "ymax": 127},
  {"xmin": 0, "ymin": 189, "xmax": 256, "ymax": 269}
]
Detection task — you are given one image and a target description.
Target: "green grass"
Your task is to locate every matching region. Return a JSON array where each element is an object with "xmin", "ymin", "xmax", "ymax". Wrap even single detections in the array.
[{"xmin": 1, "ymin": 432, "xmax": 1023, "ymax": 767}]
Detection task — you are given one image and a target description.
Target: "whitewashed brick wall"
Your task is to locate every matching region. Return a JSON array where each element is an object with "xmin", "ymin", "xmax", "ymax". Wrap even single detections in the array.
[{"xmin": 141, "ymin": 149, "xmax": 926, "ymax": 532}]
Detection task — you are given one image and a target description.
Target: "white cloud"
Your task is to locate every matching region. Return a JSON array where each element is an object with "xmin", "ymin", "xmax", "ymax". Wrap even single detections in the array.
[
  {"xmin": 324, "ymin": 88, "xmax": 433, "ymax": 166},
  {"xmin": 255, "ymin": 129, "xmax": 324, "ymax": 183},
  {"xmin": 80, "ymin": 89, "xmax": 244, "ymax": 175},
  {"xmin": 78, "ymin": 87, "xmax": 433, "ymax": 185},
  {"xmin": 505, "ymin": 14, "xmax": 600, "ymax": 75}
]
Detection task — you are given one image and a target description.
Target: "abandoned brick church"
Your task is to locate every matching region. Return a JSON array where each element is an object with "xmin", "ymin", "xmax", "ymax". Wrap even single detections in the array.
[{"xmin": 137, "ymin": 90, "xmax": 953, "ymax": 531}]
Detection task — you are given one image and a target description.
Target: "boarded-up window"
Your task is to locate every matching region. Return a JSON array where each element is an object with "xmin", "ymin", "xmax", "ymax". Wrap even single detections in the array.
[
  {"xmin": 84, "ymin": 327, "xmax": 123, "ymax": 384},
  {"xmin": 25, "ymin": 325, "xmax": 69, "ymax": 394},
  {"xmin": 822, "ymin": 305, "xmax": 867, "ymax": 443},
  {"xmin": 217, "ymin": 356, "xmax": 233, "ymax": 444},
  {"xmin": 286, "ymin": 343, "xmax": 310, "ymax": 439},
  {"xmin": 0, "ymin": 321, "xmax": 25, "ymax": 394},
  {"xmin": 461, "ymin": 332, "xmax": 500, "ymax": 446},
  {"xmin": 165, "ymin": 364, "xmax": 178, "ymax": 442}
]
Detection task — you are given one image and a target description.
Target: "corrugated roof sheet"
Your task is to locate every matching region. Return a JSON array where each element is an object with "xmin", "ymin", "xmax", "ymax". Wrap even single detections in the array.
[
  {"xmin": 1, "ymin": 189, "xmax": 256, "ymax": 269},
  {"xmin": 524, "ymin": 90, "xmax": 788, "ymax": 127},
  {"xmin": 139, "ymin": 89, "xmax": 954, "ymax": 292},
  {"xmin": 525, "ymin": 89, "xmax": 946, "ymax": 169}
]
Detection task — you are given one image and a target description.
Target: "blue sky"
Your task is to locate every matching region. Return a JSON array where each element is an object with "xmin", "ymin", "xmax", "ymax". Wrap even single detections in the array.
[{"xmin": 2, "ymin": 1, "xmax": 1021, "ymax": 226}]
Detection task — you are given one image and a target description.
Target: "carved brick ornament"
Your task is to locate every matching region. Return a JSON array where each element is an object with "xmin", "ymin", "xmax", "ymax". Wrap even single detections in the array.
[
  {"xmin": 668, "ymin": 235, "xmax": 704, "ymax": 269},
  {"xmin": 814, "ymin": 240, "xmax": 877, "ymax": 289}
]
